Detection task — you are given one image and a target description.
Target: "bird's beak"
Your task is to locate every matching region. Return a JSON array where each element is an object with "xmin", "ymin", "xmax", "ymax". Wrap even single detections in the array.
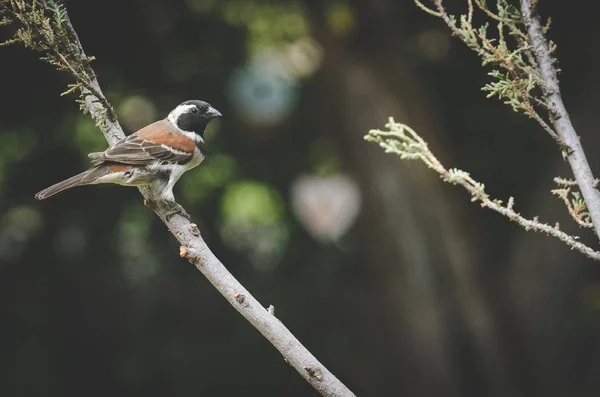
[{"xmin": 206, "ymin": 107, "xmax": 222, "ymax": 119}]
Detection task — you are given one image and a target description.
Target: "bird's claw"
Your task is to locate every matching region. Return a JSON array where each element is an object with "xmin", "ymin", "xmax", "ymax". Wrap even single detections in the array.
[
  {"xmin": 164, "ymin": 201, "xmax": 191, "ymax": 222},
  {"xmin": 144, "ymin": 198, "xmax": 158, "ymax": 210}
]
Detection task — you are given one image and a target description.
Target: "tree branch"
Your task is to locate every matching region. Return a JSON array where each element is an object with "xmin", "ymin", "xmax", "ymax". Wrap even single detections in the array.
[
  {"xmin": 71, "ymin": 16, "xmax": 355, "ymax": 397},
  {"xmin": 404, "ymin": 0, "xmax": 600, "ymax": 253},
  {"xmin": 520, "ymin": 0, "xmax": 600, "ymax": 239},
  {"xmin": 67, "ymin": 16, "xmax": 355, "ymax": 397},
  {"xmin": 1, "ymin": 2, "xmax": 355, "ymax": 395},
  {"xmin": 365, "ymin": 120, "xmax": 600, "ymax": 262}
]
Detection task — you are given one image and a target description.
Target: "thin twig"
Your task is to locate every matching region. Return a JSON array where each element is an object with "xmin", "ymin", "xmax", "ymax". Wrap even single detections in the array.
[
  {"xmin": 466, "ymin": 0, "xmax": 474, "ymax": 25},
  {"xmin": 432, "ymin": 0, "xmax": 463, "ymax": 38},
  {"xmin": 416, "ymin": 0, "xmax": 600, "ymax": 241},
  {"xmin": 366, "ymin": 121, "xmax": 600, "ymax": 261},
  {"xmin": 431, "ymin": 0, "xmax": 559, "ymax": 143},
  {"xmin": 413, "ymin": 0, "xmax": 442, "ymax": 17},
  {"xmin": 551, "ymin": 188, "xmax": 593, "ymax": 228},
  {"xmin": 475, "ymin": 32, "xmax": 560, "ymax": 142},
  {"xmin": 520, "ymin": 0, "xmax": 600, "ymax": 239},
  {"xmin": 55, "ymin": 51, "xmax": 110, "ymax": 112},
  {"xmin": 473, "ymin": 0, "xmax": 524, "ymax": 27}
]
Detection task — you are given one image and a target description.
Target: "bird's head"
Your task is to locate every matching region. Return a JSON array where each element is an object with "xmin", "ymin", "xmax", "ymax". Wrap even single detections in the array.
[{"xmin": 168, "ymin": 100, "xmax": 222, "ymax": 140}]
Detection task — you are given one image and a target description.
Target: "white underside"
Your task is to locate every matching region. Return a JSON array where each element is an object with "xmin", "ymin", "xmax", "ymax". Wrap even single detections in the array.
[
  {"xmin": 93, "ymin": 147, "xmax": 205, "ymax": 201},
  {"xmin": 150, "ymin": 147, "xmax": 204, "ymax": 201}
]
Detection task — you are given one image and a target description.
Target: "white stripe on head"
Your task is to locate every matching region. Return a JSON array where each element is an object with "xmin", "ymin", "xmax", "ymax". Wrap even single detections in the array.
[
  {"xmin": 167, "ymin": 103, "xmax": 204, "ymax": 143},
  {"xmin": 167, "ymin": 104, "xmax": 196, "ymax": 127}
]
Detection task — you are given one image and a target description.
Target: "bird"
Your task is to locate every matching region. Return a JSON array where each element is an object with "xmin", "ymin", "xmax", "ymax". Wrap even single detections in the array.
[{"xmin": 35, "ymin": 99, "xmax": 222, "ymax": 218}]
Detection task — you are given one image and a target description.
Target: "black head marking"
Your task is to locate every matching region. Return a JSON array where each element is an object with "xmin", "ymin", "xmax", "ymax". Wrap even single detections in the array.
[{"xmin": 168, "ymin": 100, "xmax": 222, "ymax": 138}]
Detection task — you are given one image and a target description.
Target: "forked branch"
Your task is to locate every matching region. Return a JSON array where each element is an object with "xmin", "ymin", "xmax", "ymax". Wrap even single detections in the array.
[
  {"xmin": 398, "ymin": 0, "xmax": 600, "ymax": 254},
  {"xmin": 365, "ymin": 120, "xmax": 600, "ymax": 261},
  {"xmin": 519, "ymin": 0, "xmax": 600, "ymax": 239}
]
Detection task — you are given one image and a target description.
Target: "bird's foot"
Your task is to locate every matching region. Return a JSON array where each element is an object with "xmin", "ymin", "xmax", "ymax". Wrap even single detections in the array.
[
  {"xmin": 164, "ymin": 201, "xmax": 191, "ymax": 222},
  {"xmin": 144, "ymin": 198, "xmax": 158, "ymax": 210}
]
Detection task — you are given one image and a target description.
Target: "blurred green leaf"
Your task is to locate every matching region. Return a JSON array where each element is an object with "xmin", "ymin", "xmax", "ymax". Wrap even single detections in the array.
[
  {"xmin": 219, "ymin": 180, "xmax": 289, "ymax": 271},
  {"xmin": 220, "ymin": 179, "xmax": 284, "ymax": 224},
  {"xmin": 326, "ymin": 1, "xmax": 355, "ymax": 37},
  {"xmin": 221, "ymin": 0, "xmax": 309, "ymax": 54}
]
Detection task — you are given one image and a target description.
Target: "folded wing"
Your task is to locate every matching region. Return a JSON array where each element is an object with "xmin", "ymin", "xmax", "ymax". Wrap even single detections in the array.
[{"xmin": 89, "ymin": 120, "xmax": 196, "ymax": 165}]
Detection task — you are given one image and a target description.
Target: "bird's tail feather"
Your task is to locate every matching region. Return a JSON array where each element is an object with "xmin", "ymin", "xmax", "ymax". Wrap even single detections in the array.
[{"xmin": 35, "ymin": 169, "xmax": 94, "ymax": 200}]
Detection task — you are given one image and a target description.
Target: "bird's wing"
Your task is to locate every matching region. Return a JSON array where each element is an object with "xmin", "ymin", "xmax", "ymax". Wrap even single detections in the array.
[{"xmin": 89, "ymin": 120, "xmax": 196, "ymax": 165}]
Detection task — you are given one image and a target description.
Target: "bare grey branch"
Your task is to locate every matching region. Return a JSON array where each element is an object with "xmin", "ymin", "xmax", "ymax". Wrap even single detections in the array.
[{"xmin": 520, "ymin": 0, "xmax": 600, "ymax": 239}]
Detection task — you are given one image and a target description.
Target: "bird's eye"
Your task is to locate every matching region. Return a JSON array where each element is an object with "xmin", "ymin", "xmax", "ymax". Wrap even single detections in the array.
[{"xmin": 191, "ymin": 107, "xmax": 199, "ymax": 114}]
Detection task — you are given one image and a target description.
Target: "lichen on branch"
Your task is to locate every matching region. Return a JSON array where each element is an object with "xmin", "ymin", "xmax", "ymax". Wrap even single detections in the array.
[
  {"xmin": 365, "ymin": 119, "xmax": 600, "ymax": 261},
  {"xmin": 414, "ymin": 0, "xmax": 558, "ymax": 141},
  {"xmin": 387, "ymin": 0, "xmax": 600, "ymax": 252},
  {"xmin": 551, "ymin": 177, "xmax": 594, "ymax": 229},
  {"xmin": 1, "ymin": 0, "xmax": 117, "ymax": 127}
]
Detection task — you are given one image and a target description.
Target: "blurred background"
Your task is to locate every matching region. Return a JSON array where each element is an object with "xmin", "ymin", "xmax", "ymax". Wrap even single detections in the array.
[{"xmin": 1, "ymin": 0, "xmax": 600, "ymax": 396}]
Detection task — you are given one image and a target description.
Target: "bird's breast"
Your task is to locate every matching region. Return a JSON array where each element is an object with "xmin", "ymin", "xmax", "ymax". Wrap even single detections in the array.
[{"xmin": 187, "ymin": 147, "xmax": 204, "ymax": 169}]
